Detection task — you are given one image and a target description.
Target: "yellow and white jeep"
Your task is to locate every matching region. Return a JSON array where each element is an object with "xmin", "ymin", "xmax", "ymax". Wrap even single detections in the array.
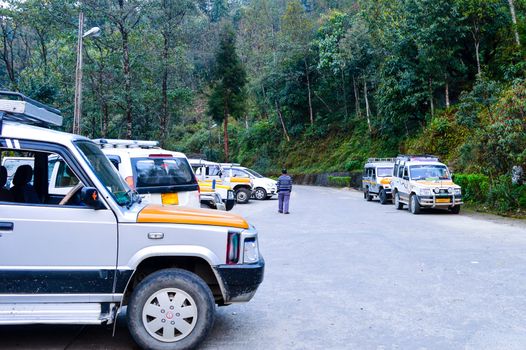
[
  {"xmin": 391, "ymin": 155, "xmax": 463, "ymax": 214},
  {"xmin": 362, "ymin": 158, "xmax": 395, "ymax": 204}
]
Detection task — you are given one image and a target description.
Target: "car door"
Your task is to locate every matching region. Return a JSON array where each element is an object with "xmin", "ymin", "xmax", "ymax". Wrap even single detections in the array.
[{"xmin": 0, "ymin": 139, "xmax": 118, "ymax": 302}]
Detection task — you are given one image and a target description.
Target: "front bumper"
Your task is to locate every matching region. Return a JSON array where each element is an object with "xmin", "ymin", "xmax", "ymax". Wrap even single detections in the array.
[
  {"xmin": 418, "ymin": 195, "xmax": 463, "ymax": 207},
  {"xmin": 215, "ymin": 258, "xmax": 265, "ymax": 303}
]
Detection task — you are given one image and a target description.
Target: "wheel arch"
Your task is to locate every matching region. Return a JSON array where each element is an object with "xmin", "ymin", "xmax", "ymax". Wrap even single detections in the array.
[{"xmin": 120, "ymin": 255, "xmax": 226, "ymax": 306}]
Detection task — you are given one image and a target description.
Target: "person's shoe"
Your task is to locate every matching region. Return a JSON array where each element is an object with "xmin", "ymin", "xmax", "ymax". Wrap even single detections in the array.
[
  {"xmin": 284, "ymin": 212, "xmax": 290, "ymax": 214},
  {"xmin": 278, "ymin": 210, "xmax": 283, "ymax": 213}
]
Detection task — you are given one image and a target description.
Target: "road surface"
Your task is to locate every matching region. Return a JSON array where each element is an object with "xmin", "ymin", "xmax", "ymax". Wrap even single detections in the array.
[{"xmin": 2, "ymin": 185, "xmax": 526, "ymax": 349}]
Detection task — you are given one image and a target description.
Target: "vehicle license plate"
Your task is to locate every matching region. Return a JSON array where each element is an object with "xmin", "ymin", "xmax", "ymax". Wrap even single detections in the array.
[
  {"xmin": 161, "ymin": 193, "xmax": 179, "ymax": 205},
  {"xmin": 436, "ymin": 198, "xmax": 451, "ymax": 203}
]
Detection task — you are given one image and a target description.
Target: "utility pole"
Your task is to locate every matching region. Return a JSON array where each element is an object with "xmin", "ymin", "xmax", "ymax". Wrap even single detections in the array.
[{"xmin": 73, "ymin": 11, "xmax": 84, "ymax": 134}]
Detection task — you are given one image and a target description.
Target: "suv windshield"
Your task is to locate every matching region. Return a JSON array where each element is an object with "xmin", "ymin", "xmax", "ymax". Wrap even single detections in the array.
[
  {"xmin": 75, "ymin": 141, "xmax": 132, "ymax": 206},
  {"xmin": 410, "ymin": 164, "xmax": 450, "ymax": 180},
  {"xmin": 132, "ymin": 157, "xmax": 195, "ymax": 188},
  {"xmin": 245, "ymin": 168, "xmax": 264, "ymax": 178},
  {"xmin": 377, "ymin": 167, "xmax": 393, "ymax": 177}
]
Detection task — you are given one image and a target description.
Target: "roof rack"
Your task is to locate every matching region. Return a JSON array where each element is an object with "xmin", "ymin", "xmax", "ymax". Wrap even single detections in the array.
[
  {"xmin": 0, "ymin": 91, "xmax": 63, "ymax": 130},
  {"xmin": 220, "ymin": 163, "xmax": 241, "ymax": 167},
  {"xmin": 93, "ymin": 138, "xmax": 159, "ymax": 149},
  {"xmin": 396, "ymin": 154, "xmax": 440, "ymax": 162},
  {"xmin": 366, "ymin": 158, "xmax": 395, "ymax": 163}
]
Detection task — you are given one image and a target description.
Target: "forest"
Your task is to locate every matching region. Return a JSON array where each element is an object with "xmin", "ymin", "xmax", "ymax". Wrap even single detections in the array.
[{"xmin": 1, "ymin": 0, "xmax": 525, "ymax": 213}]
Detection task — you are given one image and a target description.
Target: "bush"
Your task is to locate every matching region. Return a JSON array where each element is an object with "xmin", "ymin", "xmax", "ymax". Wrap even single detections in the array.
[
  {"xmin": 328, "ymin": 176, "xmax": 351, "ymax": 187},
  {"xmin": 453, "ymin": 173, "xmax": 489, "ymax": 203},
  {"xmin": 487, "ymin": 176, "xmax": 526, "ymax": 213}
]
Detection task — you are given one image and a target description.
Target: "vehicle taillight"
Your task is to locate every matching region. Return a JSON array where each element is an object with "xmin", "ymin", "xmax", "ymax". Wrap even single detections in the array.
[
  {"xmin": 125, "ymin": 176, "xmax": 135, "ymax": 189},
  {"xmin": 195, "ymin": 175, "xmax": 201, "ymax": 193},
  {"xmin": 226, "ymin": 232, "xmax": 240, "ymax": 264}
]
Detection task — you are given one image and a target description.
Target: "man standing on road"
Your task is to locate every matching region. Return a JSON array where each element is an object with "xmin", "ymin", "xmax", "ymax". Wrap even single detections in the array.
[{"xmin": 277, "ymin": 168, "xmax": 292, "ymax": 214}]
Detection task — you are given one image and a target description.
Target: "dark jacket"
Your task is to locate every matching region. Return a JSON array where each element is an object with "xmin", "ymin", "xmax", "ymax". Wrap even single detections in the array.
[{"xmin": 277, "ymin": 174, "xmax": 292, "ymax": 193}]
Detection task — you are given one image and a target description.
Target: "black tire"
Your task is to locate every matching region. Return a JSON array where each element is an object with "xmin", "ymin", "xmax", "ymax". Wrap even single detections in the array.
[
  {"xmin": 235, "ymin": 188, "xmax": 251, "ymax": 204},
  {"xmin": 365, "ymin": 188, "xmax": 373, "ymax": 201},
  {"xmin": 127, "ymin": 268, "xmax": 215, "ymax": 350},
  {"xmin": 379, "ymin": 189, "xmax": 389, "ymax": 205},
  {"xmin": 394, "ymin": 191, "xmax": 404, "ymax": 210},
  {"xmin": 409, "ymin": 194, "xmax": 421, "ymax": 214},
  {"xmin": 450, "ymin": 205, "xmax": 461, "ymax": 214},
  {"xmin": 253, "ymin": 187, "xmax": 267, "ymax": 200}
]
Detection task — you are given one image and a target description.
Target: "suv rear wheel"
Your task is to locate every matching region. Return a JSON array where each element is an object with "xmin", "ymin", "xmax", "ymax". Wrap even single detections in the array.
[
  {"xmin": 449, "ymin": 205, "xmax": 461, "ymax": 214},
  {"xmin": 235, "ymin": 188, "xmax": 251, "ymax": 204},
  {"xmin": 127, "ymin": 268, "xmax": 215, "ymax": 350},
  {"xmin": 394, "ymin": 191, "xmax": 404, "ymax": 210},
  {"xmin": 379, "ymin": 189, "xmax": 388, "ymax": 205},
  {"xmin": 364, "ymin": 188, "xmax": 373, "ymax": 201}
]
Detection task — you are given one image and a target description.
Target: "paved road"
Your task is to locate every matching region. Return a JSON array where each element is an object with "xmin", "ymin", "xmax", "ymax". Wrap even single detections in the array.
[{"xmin": 2, "ymin": 186, "xmax": 526, "ymax": 349}]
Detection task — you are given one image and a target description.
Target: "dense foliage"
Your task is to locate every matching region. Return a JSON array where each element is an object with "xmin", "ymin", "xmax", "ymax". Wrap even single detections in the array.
[{"xmin": 1, "ymin": 0, "xmax": 525, "ymax": 212}]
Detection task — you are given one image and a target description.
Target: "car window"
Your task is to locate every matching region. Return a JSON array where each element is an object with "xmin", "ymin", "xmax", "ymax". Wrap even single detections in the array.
[
  {"xmin": 132, "ymin": 157, "xmax": 196, "ymax": 188},
  {"xmin": 410, "ymin": 165, "xmax": 450, "ymax": 180},
  {"xmin": 377, "ymin": 167, "xmax": 393, "ymax": 177},
  {"xmin": 55, "ymin": 161, "xmax": 80, "ymax": 188},
  {"xmin": 403, "ymin": 167, "xmax": 409, "ymax": 178}
]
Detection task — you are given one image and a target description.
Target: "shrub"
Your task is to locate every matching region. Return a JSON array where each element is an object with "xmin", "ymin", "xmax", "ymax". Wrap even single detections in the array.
[
  {"xmin": 453, "ymin": 173, "xmax": 489, "ymax": 203},
  {"xmin": 328, "ymin": 176, "xmax": 351, "ymax": 187}
]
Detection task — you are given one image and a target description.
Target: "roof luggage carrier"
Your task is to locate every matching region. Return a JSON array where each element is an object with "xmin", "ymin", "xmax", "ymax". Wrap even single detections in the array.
[
  {"xmin": 220, "ymin": 163, "xmax": 242, "ymax": 167},
  {"xmin": 366, "ymin": 158, "xmax": 395, "ymax": 163},
  {"xmin": 0, "ymin": 91, "xmax": 63, "ymax": 132},
  {"xmin": 396, "ymin": 154, "xmax": 440, "ymax": 162},
  {"xmin": 93, "ymin": 139, "xmax": 159, "ymax": 149}
]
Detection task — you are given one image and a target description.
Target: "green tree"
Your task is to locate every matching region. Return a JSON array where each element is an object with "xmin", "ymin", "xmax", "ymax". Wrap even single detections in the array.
[{"xmin": 207, "ymin": 24, "xmax": 247, "ymax": 161}]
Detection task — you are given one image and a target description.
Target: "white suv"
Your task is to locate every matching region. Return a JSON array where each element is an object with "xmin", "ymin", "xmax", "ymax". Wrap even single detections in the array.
[
  {"xmin": 391, "ymin": 155, "xmax": 463, "ymax": 214},
  {"xmin": 220, "ymin": 164, "xmax": 277, "ymax": 200},
  {"xmin": 0, "ymin": 91, "xmax": 264, "ymax": 350},
  {"xmin": 94, "ymin": 139, "xmax": 200, "ymax": 208}
]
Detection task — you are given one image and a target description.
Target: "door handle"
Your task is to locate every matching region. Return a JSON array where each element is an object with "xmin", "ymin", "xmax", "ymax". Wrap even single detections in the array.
[{"xmin": 0, "ymin": 222, "xmax": 14, "ymax": 231}]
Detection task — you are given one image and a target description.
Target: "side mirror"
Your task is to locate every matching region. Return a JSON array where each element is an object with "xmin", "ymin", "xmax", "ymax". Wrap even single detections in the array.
[
  {"xmin": 225, "ymin": 190, "xmax": 236, "ymax": 211},
  {"xmin": 81, "ymin": 187, "xmax": 105, "ymax": 210}
]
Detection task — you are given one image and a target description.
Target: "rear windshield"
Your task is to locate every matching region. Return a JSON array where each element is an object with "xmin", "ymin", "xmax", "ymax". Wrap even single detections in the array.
[{"xmin": 132, "ymin": 157, "xmax": 196, "ymax": 188}]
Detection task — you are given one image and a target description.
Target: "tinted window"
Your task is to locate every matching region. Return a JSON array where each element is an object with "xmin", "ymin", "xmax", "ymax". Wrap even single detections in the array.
[{"xmin": 133, "ymin": 157, "xmax": 195, "ymax": 188}]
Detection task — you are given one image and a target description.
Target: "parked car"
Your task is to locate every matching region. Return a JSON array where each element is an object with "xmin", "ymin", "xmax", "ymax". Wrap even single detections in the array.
[
  {"xmin": 391, "ymin": 155, "xmax": 463, "ymax": 214},
  {"xmin": 220, "ymin": 163, "xmax": 277, "ymax": 200},
  {"xmin": 0, "ymin": 91, "xmax": 264, "ymax": 350},
  {"xmin": 94, "ymin": 139, "xmax": 206, "ymax": 209},
  {"xmin": 189, "ymin": 159, "xmax": 254, "ymax": 204},
  {"xmin": 362, "ymin": 158, "xmax": 395, "ymax": 204}
]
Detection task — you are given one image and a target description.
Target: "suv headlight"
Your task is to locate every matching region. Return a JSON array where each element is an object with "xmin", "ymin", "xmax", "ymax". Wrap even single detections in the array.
[
  {"xmin": 454, "ymin": 188, "xmax": 461, "ymax": 195},
  {"xmin": 243, "ymin": 238, "xmax": 259, "ymax": 263},
  {"xmin": 420, "ymin": 189, "xmax": 431, "ymax": 196}
]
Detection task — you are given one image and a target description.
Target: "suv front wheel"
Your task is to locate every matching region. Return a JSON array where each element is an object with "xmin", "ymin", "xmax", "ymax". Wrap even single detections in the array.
[
  {"xmin": 254, "ymin": 187, "xmax": 267, "ymax": 200},
  {"xmin": 127, "ymin": 268, "xmax": 215, "ymax": 350}
]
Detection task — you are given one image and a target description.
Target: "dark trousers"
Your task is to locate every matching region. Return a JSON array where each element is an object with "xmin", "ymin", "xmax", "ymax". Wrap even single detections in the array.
[{"xmin": 278, "ymin": 192, "xmax": 290, "ymax": 213}]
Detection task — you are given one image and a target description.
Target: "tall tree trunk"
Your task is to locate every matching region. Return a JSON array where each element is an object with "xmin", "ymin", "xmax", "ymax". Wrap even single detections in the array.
[
  {"xmin": 445, "ymin": 74, "xmax": 450, "ymax": 108},
  {"xmin": 341, "ymin": 67, "xmax": 348, "ymax": 119},
  {"xmin": 102, "ymin": 101, "xmax": 109, "ymax": 137},
  {"xmin": 352, "ymin": 75, "xmax": 361, "ymax": 118},
  {"xmin": 1, "ymin": 21, "xmax": 17, "ymax": 88},
  {"xmin": 508, "ymin": 0, "xmax": 521, "ymax": 46},
  {"xmin": 472, "ymin": 29, "xmax": 482, "ymax": 76},
  {"xmin": 428, "ymin": 77, "xmax": 434, "ymax": 116},
  {"xmin": 275, "ymin": 100, "xmax": 290, "ymax": 142},
  {"xmin": 160, "ymin": 32, "xmax": 169, "ymax": 143},
  {"xmin": 363, "ymin": 78, "xmax": 372, "ymax": 133},
  {"xmin": 121, "ymin": 28, "xmax": 133, "ymax": 139},
  {"xmin": 223, "ymin": 115, "xmax": 229, "ymax": 162},
  {"xmin": 304, "ymin": 58, "xmax": 314, "ymax": 125}
]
